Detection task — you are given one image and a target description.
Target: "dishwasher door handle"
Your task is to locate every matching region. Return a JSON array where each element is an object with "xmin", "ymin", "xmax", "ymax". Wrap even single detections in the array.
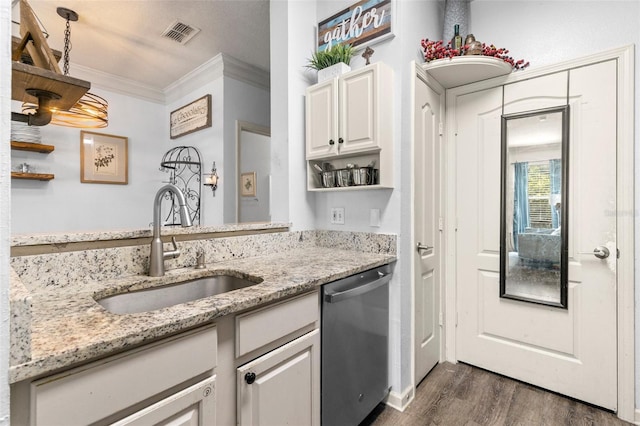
[{"xmin": 324, "ymin": 272, "xmax": 391, "ymax": 303}]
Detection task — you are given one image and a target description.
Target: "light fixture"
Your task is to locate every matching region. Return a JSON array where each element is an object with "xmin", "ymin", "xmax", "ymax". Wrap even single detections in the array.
[
  {"xmin": 22, "ymin": 6, "xmax": 108, "ymax": 128},
  {"xmin": 203, "ymin": 162, "xmax": 219, "ymax": 196}
]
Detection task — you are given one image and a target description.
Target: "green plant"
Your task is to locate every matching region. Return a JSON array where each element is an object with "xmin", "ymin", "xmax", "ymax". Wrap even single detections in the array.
[{"xmin": 306, "ymin": 43, "xmax": 354, "ymax": 71}]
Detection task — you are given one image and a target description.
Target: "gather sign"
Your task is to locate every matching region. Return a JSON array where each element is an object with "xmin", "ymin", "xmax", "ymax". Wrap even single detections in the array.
[{"xmin": 317, "ymin": 0, "xmax": 393, "ymax": 51}]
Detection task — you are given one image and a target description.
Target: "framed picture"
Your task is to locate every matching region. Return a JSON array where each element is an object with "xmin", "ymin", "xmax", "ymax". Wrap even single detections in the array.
[
  {"xmin": 80, "ymin": 131, "xmax": 128, "ymax": 184},
  {"xmin": 170, "ymin": 94, "xmax": 212, "ymax": 139},
  {"xmin": 240, "ymin": 172, "xmax": 257, "ymax": 197}
]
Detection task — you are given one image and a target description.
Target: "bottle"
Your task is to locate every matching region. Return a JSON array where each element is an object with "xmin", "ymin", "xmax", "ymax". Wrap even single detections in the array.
[{"xmin": 452, "ymin": 24, "xmax": 462, "ymax": 51}]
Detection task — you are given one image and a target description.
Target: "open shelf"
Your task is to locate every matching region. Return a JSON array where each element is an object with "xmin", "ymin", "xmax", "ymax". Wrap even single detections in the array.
[
  {"xmin": 308, "ymin": 184, "xmax": 393, "ymax": 192},
  {"xmin": 11, "ymin": 141, "xmax": 54, "ymax": 153},
  {"xmin": 11, "ymin": 172, "xmax": 54, "ymax": 181},
  {"xmin": 422, "ymin": 56, "xmax": 513, "ymax": 88}
]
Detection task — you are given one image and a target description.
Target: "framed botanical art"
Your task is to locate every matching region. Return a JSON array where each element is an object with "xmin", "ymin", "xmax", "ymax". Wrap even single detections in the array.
[
  {"xmin": 240, "ymin": 172, "xmax": 256, "ymax": 197},
  {"xmin": 80, "ymin": 131, "xmax": 128, "ymax": 184}
]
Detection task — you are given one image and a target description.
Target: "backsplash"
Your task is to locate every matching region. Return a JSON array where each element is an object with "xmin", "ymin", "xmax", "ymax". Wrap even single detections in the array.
[{"xmin": 10, "ymin": 230, "xmax": 396, "ymax": 292}]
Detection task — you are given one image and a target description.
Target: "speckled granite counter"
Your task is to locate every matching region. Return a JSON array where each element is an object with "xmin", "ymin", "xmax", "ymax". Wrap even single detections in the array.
[{"xmin": 9, "ymin": 230, "xmax": 396, "ymax": 384}]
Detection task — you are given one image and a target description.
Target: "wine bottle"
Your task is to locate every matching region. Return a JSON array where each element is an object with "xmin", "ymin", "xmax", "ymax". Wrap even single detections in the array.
[{"xmin": 452, "ymin": 24, "xmax": 462, "ymax": 51}]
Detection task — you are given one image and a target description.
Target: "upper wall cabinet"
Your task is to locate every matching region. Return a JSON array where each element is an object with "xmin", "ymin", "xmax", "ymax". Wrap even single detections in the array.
[
  {"xmin": 305, "ymin": 62, "xmax": 393, "ymax": 160},
  {"xmin": 305, "ymin": 62, "xmax": 394, "ymax": 191}
]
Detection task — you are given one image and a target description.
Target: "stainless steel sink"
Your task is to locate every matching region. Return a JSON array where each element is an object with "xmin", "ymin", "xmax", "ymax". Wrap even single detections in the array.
[{"xmin": 95, "ymin": 275, "xmax": 263, "ymax": 315}]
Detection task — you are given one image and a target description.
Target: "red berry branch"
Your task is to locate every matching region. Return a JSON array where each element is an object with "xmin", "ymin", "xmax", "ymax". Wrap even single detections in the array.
[{"xmin": 420, "ymin": 39, "xmax": 530, "ymax": 71}]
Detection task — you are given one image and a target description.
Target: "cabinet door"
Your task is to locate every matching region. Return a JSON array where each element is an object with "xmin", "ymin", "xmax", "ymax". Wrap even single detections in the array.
[
  {"xmin": 112, "ymin": 376, "xmax": 216, "ymax": 426},
  {"xmin": 237, "ymin": 329, "xmax": 320, "ymax": 426},
  {"xmin": 339, "ymin": 65, "xmax": 379, "ymax": 155},
  {"xmin": 305, "ymin": 79, "xmax": 338, "ymax": 159}
]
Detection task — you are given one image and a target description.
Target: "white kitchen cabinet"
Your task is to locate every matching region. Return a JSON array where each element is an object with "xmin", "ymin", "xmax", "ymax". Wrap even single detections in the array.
[
  {"xmin": 305, "ymin": 62, "xmax": 394, "ymax": 191},
  {"xmin": 232, "ymin": 291, "xmax": 320, "ymax": 426},
  {"xmin": 237, "ymin": 329, "xmax": 320, "ymax": 426},
  {"xmin": 13, "ymin": 325, "xmax": 217, "ymax": 426},
  {"xmin": 112, "ymin": 376, "xmax": 216, "ymax": 426}
]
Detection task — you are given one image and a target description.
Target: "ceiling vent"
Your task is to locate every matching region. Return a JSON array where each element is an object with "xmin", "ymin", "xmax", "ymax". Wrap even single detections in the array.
[{"xmin": 161, "ymin": 20, "xmax": 201, "ymax": 45}]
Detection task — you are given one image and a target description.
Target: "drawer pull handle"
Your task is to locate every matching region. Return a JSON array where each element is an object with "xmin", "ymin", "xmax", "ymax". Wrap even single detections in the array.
[
  {"xmin": 329, "ymin": 139, "xmax": 335, "ymax": 145},
  {"xmin": 245, "ymin": 372, "xmax": 256, "ymax": 384}
]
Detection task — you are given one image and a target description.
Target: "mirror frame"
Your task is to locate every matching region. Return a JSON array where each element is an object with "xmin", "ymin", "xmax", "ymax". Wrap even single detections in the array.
[{"xmin": 499, "ymin": 105, "xmax": 570, "ymax": 309}]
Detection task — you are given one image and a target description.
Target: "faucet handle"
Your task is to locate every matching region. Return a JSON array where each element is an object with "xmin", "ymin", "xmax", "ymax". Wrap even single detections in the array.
[{"xmin": 163, "ymin": 237, "xmax": 181, "ymax": 260}]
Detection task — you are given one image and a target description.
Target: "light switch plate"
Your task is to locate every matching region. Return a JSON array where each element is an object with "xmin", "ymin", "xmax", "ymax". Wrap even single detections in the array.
[
  {"xmin": 331, "ymin": 207, "xmax": 345, "ymax": 225},
  {"xmin": 370, "ymin": 209, "xmax": 381, "ymax": 227}
]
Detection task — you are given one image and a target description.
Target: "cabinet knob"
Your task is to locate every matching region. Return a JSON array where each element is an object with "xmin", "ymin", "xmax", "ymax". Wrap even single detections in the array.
[
  {"xmin": 245, "ymin": 372, "xmax": 256, "ymax": 384},
  {"xmin": 338, "ymin": 137, "xmax": 344, "ymax": 144},
  {"xmin": 329, "ymin": 139, "xmax": 335, "ymax": 146}
]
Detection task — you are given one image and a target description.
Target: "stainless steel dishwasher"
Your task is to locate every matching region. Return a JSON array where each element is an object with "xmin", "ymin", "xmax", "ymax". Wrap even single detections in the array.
[{"xmin": 321, "ymin": 263, "xmax": 393, "ymax": 426}]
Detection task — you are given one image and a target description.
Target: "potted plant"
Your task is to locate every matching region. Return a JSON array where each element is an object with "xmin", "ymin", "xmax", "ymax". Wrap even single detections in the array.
[{"xmin": 306, "ymin": 43, "xmax": 354, "ymax": 82}]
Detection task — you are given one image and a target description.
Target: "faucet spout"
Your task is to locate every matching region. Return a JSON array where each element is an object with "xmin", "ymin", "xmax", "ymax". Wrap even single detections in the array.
[{"xmin": 149, "ymin": 184, "xmax": 193, "ymax": 277}]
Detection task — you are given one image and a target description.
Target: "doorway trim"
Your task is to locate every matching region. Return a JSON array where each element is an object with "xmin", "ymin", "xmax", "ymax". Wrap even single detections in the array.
[
  {"xmin": 443, "ymin": 45, "xmax": 635, "ymax": 422},
  {"xmin": 235, "ymin": 120, "xmax": 270, "ymax": 222}
]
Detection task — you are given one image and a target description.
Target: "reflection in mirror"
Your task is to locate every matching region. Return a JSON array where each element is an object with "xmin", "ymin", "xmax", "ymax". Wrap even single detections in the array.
[{"xmin": 500, "ymin": 106, "xmax": 569, "ymax": 308}]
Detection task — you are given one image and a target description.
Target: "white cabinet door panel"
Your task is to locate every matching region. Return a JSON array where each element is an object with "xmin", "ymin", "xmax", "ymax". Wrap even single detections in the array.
[{"xmin": 237, "ymin": 329, "xmax": 320, "ymax": 426}]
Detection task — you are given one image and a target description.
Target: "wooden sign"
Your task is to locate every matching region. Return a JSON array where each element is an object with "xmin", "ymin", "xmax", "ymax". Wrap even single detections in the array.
[
  {"xmin": 170, "ymin": 94, "xmax": 212, "ymax": 139},
  {"xmin": 317, "ymin": 0, "xmax": 393, "ymax": 51}
]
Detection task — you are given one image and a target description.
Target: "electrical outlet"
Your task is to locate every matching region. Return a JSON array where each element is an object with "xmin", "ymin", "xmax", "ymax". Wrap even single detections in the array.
[{"xmin": 331, "ymin": 207, "xmax": 345, "ymax": 225}]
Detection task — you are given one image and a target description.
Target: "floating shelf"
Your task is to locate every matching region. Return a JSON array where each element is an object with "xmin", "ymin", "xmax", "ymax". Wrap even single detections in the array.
[
  {"xmin": 308, "ymin": 184, "xmax": 393, "ymax": 192},
  {"xmin": 422, "ymin": 56, "xmax": 513, "ymax": 89},
  {"xmin": 11, "ymin": 172, "xmax": 54, "ymax": 181},
  {"xmin": 12, "ymin": 62, "xmax": 90, "ymax": 111},
  {"xmin": 11, "ymin": 141, "xmax": 54, "ymax": 153}
]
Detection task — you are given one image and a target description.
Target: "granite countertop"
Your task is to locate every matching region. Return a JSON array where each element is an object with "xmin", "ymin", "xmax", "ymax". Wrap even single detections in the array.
[{"xmin": 10, "ymin": 246, "xmax": 395, "ymax": 384}]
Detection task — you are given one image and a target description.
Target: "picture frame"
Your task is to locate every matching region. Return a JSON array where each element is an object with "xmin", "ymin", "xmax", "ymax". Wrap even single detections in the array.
[
  {"xmin": 80, "ymin": 131, "xmax": 128, "ymax": 184},
  {"xmin": 170, "ymin": 94, "xmax": 212, "ymax": 139},
  {"xmin": 240, "ymin": 172, "xmax": 257, "ymax": 197}
]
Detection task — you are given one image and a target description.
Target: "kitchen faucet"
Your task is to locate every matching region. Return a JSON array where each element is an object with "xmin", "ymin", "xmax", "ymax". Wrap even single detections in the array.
[{"xmin": 149, "ymin": 184, "xmax": 193, "ymax": 277}]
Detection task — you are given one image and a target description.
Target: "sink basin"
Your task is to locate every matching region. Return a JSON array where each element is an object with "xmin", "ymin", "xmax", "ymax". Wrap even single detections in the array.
[{"xmin": 95, "ymin": 274, "xmax": 263, "ymax": 315}]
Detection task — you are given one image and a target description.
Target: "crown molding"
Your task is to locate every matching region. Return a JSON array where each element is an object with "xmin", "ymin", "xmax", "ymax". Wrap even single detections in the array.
[
  {"xmin": 66, "ymin": 53, "xmax": 270, "ymax": 106},
  {"xmin": 164, "ymin": 54, "xmax": 225, "ymax": 104},
  {"xmin": 69, "ymin": 63, "xmax": 166, "ymax": 104},
  {"xmin": 221, "ymin": 54, "xmax": 270, "ymax": 91},
  {"xmin": 164, "ymin": 53, "xmax": 270, "ymax": 104}
]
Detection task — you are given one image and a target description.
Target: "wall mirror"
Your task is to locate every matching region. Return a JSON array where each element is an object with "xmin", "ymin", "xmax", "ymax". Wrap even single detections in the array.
[{"xmin": 500, "ymin": 106, "xmax": 569, "ymax": 308}]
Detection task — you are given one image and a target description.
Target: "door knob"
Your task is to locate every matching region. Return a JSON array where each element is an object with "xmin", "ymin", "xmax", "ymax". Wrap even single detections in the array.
[
  {"xmin": 329, "ymin": 139, "xmax": 335, "ymax": 145},
  {"xmin": 579, "ymin": 246, "xmax": 610, "ymax": 259},
  {"xmin": 416, "ymin": 242, "xmax": 433, "ymax": 253}
]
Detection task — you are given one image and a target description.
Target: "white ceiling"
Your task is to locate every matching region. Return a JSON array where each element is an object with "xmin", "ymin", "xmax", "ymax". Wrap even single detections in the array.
[{"xmin": 12, "ymin": 0, "xmax": 271, "ymax": 92}]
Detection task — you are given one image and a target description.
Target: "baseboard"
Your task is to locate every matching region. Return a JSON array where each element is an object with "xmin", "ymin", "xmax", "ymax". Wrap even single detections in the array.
[{"xmin": 384, "ymin": 385, "xmax": 415, "ymax": 412}]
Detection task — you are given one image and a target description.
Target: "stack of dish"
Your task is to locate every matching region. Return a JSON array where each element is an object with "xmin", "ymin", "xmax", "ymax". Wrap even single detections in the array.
[{"xmin": 11, "ymin": 121, "xmax": 41, "ymax": 143}]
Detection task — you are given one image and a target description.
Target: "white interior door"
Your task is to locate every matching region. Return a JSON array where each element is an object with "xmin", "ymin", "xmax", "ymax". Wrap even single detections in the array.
[
  {"xmin": 413, "ymin": 65, "xmax": 442, "ymax": 384},
  {"xmin": 455, "ymin": 61, "xmax": 617, "ymax": 410}
]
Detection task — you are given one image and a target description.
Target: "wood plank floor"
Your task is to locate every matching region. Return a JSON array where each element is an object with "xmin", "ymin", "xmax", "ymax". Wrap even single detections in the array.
[{"xmin": 361, "ymin": 362, "xmax": 631, "ymax": 426}]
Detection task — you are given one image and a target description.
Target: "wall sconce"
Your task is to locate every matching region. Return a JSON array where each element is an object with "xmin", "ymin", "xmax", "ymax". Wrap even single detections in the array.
[{"xmin": 203, "ymin": 162, "xmax": 219, "ymax": 196}]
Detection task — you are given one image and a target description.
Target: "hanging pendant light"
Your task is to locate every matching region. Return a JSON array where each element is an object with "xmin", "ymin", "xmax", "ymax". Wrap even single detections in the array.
[{"xmin": 22, "ymin": 6, "xmax": 108, "ymax": 128}]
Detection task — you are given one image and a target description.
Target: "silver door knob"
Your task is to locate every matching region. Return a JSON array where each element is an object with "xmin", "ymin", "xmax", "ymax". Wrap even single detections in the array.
[
  {"xmin": 416, "ymin": 242, "xmax": 433, "ymax": 253},
  {"xmin": 579, "ymin": 246, "xmax": 610, "ymax": 259}
]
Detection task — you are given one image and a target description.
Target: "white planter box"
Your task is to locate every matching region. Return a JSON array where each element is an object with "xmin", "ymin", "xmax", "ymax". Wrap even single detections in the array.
[{"xmin": 317, "ymin": 62, "xmax": 351, "ymax": 83}]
